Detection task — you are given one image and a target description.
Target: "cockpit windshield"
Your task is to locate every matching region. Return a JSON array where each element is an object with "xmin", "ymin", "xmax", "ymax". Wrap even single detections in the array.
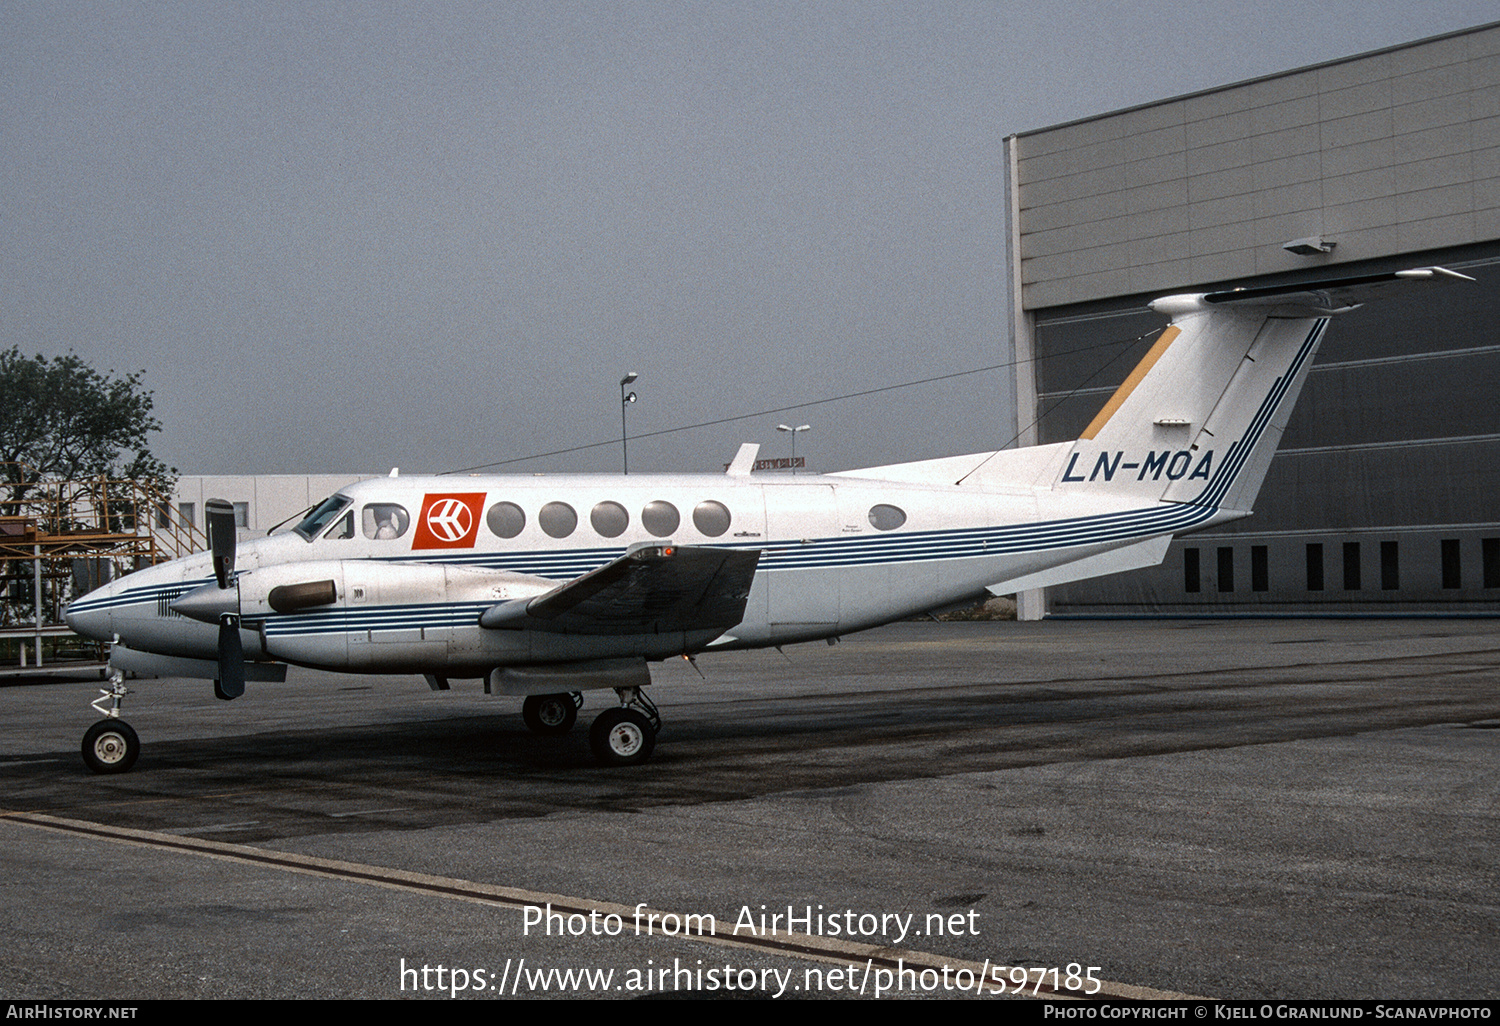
[{"xmin": 293, "ymin": 494, "xmax": 353, "ymax": 541}]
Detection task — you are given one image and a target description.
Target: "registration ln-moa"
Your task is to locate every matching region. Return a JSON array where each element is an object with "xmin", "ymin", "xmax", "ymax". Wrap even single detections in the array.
[{"xmin": 65, "ymin": 267, "xmax": 1473, "ymax": 771}]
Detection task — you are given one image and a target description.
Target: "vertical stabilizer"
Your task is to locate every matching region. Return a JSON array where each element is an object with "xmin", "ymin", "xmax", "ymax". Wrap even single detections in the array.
[{"xmin": 1048, "ymin": 267, "xmax": 1472, "ymax": 515}]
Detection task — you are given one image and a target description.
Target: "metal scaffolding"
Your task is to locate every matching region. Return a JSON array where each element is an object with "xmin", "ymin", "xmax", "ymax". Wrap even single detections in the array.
[{"xmin": 1, "ymin": 466, "xmax": 204, "ymax": 674}]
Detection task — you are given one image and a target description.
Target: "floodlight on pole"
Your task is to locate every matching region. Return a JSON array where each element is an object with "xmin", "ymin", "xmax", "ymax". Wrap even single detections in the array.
[
  {"xmin": 776, "ymin": 423, "xmax": 810, "ymax": 474},
  {"xmin": 620, "ymin": 373, "xmax": 638, "ymax": 474}
]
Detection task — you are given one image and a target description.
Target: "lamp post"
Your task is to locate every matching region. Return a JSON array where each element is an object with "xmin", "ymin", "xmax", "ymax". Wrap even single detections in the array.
[
  {"xmin": 777, "ymin": 424, "xmax": 809, "ymax": 474},
  {"xmin": 620, "ymin": 373, "xmax": 638, "ymax": 474}
]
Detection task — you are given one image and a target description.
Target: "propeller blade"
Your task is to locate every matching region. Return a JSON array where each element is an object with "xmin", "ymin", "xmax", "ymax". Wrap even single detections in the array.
[
  {"xmin": 205, "ymin": 501, "xmax": 245, "ymax": 700},
  {"xmin": 215, "ymin": 614, "xmax": 246, "ymax": 701},
  {"xmin": 205, "ymin": 498, "xmax": 237, "ymax": 590}
]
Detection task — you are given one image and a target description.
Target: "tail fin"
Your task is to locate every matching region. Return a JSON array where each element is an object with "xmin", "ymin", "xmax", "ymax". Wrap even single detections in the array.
[{"xmin": 1050, "ymin": 266, "xmax": 1473, "ymax": 512}]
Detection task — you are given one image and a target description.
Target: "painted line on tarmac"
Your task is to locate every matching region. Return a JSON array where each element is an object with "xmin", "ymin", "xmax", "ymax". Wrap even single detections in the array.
[{"xmin": 0, "ymin": 806, "xmax": 1202, "ymax": 1001}]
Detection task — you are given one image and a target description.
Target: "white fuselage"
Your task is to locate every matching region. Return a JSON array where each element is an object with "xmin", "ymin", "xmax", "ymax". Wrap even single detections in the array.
[
  {"xmin": 65, "ymin": 467, "xmax": 1178, "ymax": 677},
  {"xmin": 60, "ymin": 269, "xmax": 1472, "ymax": 774}
]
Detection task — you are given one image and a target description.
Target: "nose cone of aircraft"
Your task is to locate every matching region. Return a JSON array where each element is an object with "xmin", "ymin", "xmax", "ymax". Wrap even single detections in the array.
[{"xmin": 64, "ymin": 588, "xmax": 114, "ymax": 642}]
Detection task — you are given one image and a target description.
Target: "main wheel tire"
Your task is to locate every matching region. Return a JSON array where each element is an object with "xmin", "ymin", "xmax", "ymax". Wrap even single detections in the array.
[
  {"xmin": 82, "ymin": 719, "xmax": 140, "ymax": 774},
  {"xmin": 522, "ymin": 693, "xmax": 578, "ymax": 735},
  {"xmin": 589, "ymin": 708, "xmax": 655, "ymax": 766}
]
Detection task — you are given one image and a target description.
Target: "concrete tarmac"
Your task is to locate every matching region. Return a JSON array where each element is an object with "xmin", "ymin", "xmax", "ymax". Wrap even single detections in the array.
[{"xmin": 1, "ymin": 619, "xmax": 1496, "ymax": 1000}]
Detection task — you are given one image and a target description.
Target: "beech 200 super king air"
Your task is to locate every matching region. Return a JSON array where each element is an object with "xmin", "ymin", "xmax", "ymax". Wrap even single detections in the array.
[{"xmin": 64, "ymin": 267, "xmax": 1473, "ymax": 773}]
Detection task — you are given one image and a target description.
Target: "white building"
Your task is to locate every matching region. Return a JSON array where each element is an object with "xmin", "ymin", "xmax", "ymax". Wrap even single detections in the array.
[{"xmin": 172, "ymin": 475, "xmax": 374, "ymax": 540}]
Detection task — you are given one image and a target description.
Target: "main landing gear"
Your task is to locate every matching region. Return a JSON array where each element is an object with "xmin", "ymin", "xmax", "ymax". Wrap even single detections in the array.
[
  {"xmin": 520, "ymin": 687, "xmax": 660, "ymax": 766},
  {"xmin": 521, "ymin": 692, "xmax": 582, "ymax": 735},
  {"xmin": 589, "ymin": 687, "xmax": 659, "ymax": 767},
  {"xmin": 82, "ymin": 671, "xmax": 139, "ymax": 774}
]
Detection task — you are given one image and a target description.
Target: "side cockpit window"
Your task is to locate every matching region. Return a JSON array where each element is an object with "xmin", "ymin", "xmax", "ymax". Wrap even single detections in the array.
[
  {"xmin": 362, "ymin": 503, "xmax": 410, "ymax": 539},
  {"xmin": 294, "ymin": 495, "xmax": 352, "ymax": 541}
]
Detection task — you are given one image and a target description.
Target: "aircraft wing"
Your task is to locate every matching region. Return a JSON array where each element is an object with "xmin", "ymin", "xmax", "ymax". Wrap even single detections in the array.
[{"xmin": 478, "ymin": 543, "xmax": 760, "ymax": 636}]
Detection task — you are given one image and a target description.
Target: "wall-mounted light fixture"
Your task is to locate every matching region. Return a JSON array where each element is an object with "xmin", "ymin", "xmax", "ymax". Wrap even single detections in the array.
[{"xmin": 1283, "ymin": 236, "xmax": 1336, "ymax": 256}]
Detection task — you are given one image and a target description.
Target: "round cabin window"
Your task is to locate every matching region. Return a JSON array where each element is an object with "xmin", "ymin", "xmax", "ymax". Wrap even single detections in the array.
[
  {"xmin": 590, "ymin": 501, "xmax": 629, "ymax": 538},
  {"xmin": 692, "ymin": 500, "xmax": 731, "ymax": 537},
  {"xmin": 642, "ymin": 500, "xmax": 680, "ymax": 537},
  {"xmin": 486, "ymin": 501, "xmax": 526, "ymax": 539},
  {"xmin": 539, "ymin": 501, "xmax": 578, "ymax": 539}
]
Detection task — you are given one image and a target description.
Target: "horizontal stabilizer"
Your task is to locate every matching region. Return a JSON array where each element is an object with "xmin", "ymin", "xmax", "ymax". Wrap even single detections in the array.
[
  {"xmin": 1196, "ymin": 265, "xmax": 1474, "ymax": 312},
  {"xmin": 479, "ymin": 544, "xmax": 761, "ymax": 635},
  {"xmin": 984, "ymin": 534, "xmax": 1172, "ymax": 595}
]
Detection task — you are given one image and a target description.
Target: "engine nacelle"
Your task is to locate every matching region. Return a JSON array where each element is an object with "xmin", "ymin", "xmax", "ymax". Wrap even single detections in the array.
[{"xmin": 180, "ymin": 560, "xmax": 558, "ymax": 671}]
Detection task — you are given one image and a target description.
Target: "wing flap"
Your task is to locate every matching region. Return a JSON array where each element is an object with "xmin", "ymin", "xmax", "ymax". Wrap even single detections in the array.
[{"xmin": 479, "ymin": 544, "xmax": 760, "ymax": 635}]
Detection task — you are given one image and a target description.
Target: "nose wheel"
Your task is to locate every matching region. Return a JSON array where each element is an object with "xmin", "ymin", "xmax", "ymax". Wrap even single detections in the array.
[
  {"xmin": 82, "ymin": 719, "xmax": 140, "ymax": 774},
  {"xmin": 82, "ymin": 670, "xmax": 140, "ymax": 774}
]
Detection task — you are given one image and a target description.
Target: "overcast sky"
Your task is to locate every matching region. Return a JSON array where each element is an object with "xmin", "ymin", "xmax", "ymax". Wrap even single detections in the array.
[{"xmin": 4, "ymin": 1, "xmax": 1495, "ymax": 478}]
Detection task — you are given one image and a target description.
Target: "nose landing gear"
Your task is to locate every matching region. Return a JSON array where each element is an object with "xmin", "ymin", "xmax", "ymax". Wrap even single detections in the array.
[{"xmin": 82, "ymin": 672, "xmax": 139, "ymax": 774}]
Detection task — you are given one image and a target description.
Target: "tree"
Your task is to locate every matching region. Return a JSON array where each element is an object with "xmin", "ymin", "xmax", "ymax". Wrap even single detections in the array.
[{"xmin": 0, "ymin": 346, "xmax": 175, "ymax": 514}]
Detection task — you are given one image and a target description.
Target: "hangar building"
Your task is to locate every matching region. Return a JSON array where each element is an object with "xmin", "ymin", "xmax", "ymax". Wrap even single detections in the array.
[{"xmin": 1006, "ymin": 22, "xmax": 1500, "ymax": 617}]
